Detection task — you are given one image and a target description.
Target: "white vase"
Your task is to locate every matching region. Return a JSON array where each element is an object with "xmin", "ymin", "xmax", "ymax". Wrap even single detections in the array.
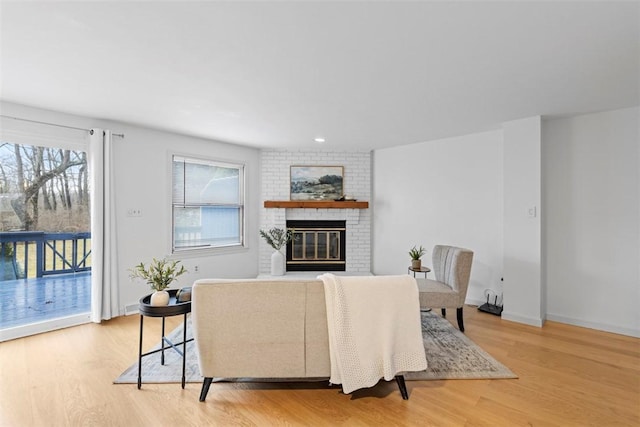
[
  {"xmin": 270, "ymin": 250, "xmax": 285, "ymax": 276},
  {"xmin": 150, "ymin": 290, "xmax": 170, "ymax": 306}
]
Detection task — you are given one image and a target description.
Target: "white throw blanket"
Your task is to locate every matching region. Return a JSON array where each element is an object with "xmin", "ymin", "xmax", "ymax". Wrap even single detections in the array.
[{"xmin": 319, "ymin": 274, "xmax": 427, "ymax": 394}]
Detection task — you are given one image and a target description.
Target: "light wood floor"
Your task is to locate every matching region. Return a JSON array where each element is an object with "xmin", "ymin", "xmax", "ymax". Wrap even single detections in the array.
[{"xmin": 1, "ymin": 307, "xmax": 638, "ymax": 426}]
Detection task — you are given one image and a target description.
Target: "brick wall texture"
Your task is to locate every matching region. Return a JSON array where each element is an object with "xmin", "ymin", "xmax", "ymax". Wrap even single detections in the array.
[{"xmin": 260, "ymin": 149, "xmax": 372, "ymax": 274}]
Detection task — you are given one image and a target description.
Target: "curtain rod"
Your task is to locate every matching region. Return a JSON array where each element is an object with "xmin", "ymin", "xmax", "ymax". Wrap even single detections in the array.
[{"xmin": 0, "ymin": 114, "xmax": 125, "ymax": 138}]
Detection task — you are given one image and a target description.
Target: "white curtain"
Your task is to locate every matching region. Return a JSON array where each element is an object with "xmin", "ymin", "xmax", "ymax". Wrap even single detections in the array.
[{"xmin": 89, "ymin": 128, "xmax": 119, "ymax": 322}]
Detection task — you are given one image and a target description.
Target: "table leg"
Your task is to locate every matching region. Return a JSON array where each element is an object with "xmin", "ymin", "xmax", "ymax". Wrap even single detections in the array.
[
  {"xmin": 161, "ymin": 316, "xmax": 166, "ymax": 365},
  {"xmin": 182, "ymin": 312, "xmax": 187, "ymax": 389},
  {"xmin": 137, "ymin": 315, "xmax": 144, "ymax": 389}
]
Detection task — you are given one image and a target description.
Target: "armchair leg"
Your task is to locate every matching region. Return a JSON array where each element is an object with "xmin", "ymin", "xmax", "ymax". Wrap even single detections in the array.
[
  {"xmin": 441, "ymin": 308, "xmax": 446, "ymax": 317},
  {"xmin": 395, "ymin": 375, "xmax": 409, "ymax": 400},
  {"xmin": 199, "ymin": 377, "xmax": 213, "ymax": 402},
  {"xmin": 456, "ymin": 307, "xmax": 465, "ymax": 333}
]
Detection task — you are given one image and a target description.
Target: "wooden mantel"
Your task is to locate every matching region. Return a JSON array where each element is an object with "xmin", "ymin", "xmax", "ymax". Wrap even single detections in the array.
[{"xmin": 264, "ymin": 200, "xmax": 369, "ymax": 209}]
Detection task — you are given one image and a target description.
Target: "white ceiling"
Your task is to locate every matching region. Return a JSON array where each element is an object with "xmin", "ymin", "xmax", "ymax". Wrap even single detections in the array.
[{"xmin": 1, "ymin": 1, "xmax": 638, "ymax": 151}]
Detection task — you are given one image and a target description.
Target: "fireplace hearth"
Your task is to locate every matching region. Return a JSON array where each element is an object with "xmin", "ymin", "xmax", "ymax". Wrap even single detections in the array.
[{"xmin": 286, "ymin": 220, "xmax": 346, "ymax": 271}]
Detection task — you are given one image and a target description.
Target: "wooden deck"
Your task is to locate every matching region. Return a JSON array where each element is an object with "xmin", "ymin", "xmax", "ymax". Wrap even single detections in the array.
[{"xmin": 0, "ymin": 272, "xmax": 91, "ymax": 329}]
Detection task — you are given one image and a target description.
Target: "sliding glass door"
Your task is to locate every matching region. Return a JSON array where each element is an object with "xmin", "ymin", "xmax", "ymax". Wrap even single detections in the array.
[{"xmin": 0, "ymin": 130, "xmax": 91, "ymax": 340}]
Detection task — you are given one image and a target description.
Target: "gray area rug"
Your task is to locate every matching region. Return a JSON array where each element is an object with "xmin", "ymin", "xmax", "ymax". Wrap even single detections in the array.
[{"xmin": 114, "ymin": 311, "xmax": 517, "ymax": 384}]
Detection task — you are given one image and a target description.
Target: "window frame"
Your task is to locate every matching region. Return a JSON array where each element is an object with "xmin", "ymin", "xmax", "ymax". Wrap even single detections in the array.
[{"xmin": 170, "ymin": 153, "xmax": 246, "ymax": 255}]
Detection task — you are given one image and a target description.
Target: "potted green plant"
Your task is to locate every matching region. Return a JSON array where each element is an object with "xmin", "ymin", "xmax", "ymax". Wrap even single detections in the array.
[
  {"xmin": 409, "ymin": 245, "xmax": 426, "ymax": 270},
  {"xmin": 260, "ymin": 227, "xmax": 292, "ymax": 276},
  {"xmin": 129, "ymin": 258, "xmax": 187, "ymax": 306}
]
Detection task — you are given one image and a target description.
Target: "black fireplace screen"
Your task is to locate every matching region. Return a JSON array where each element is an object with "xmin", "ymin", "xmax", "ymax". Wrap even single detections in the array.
[{"xmin": 286, "ymin": 220, "xmax": 346, "ymax": 271}]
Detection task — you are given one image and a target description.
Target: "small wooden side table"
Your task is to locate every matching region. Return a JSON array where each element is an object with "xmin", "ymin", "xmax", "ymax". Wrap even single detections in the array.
[
  {"xmin": 408, "ymin": 266, "xmax": 431, "ymax": 278},
  {"xmin": 137, "ymin": 289, "xmax": 192, "ymax": 389}
]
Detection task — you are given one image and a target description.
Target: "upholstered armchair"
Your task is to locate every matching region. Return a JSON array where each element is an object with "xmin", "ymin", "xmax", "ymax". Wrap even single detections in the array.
[{"xmin": 416, "ymin": 245, "xmax": 474, "ymax": 332}]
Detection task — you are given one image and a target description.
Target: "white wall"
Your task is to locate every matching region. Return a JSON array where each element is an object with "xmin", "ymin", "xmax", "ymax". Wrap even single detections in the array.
[
  {"xmin": 372, "ymin": 130, "xmax": 504, "ymax": 305},
  {"xmin": 110, "ymin": 122, "xmax": 261, "ymax": 312},
  {"xmin": 1, "ymin": 101, "xmax": 261, "ymax": 315},
  {"xmin": 374, "ymin": 110, "xmax": 639, "ymax": 337},
  {"xmin": 543, "ymin": 107, "xmax": 639, "ymax": 337},
  {"xmin": 6, "ymin": 100, "xmax": 638, "ymax": 336},
  {"xmin": 502, "ymin": 117, "xmax": 543, "ymax": 327}
]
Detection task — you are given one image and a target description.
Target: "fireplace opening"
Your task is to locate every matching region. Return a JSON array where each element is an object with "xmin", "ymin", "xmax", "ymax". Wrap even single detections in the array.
[{"xmin": 286, "ymin": 220, "xmax": 346, "ymax": 271}]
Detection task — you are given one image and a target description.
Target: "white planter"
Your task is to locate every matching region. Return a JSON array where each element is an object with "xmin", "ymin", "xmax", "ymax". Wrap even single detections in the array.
[
  {"xmin": 270, "ymin": 250, "xmax": 285, "ymax": 276},
  {"xmin": 150, "ymin": 290, "xmax": 170, "ymax": 306}
]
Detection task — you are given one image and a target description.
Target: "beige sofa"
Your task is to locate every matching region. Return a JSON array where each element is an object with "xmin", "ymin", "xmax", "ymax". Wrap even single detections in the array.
[{"xmin": 191, "ymin": 278, "xmax": 410, "ymax": 401}]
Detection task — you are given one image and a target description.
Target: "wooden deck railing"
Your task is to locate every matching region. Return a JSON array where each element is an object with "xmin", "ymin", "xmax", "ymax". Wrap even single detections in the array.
[{"xmin": 0, "ymin": 231, "xmax": 91, "ymax": 279}]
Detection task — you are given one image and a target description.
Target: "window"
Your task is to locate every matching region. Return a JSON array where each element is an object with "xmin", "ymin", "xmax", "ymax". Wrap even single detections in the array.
[{"xmin": 172, "ymin": 155, "xmax": 244, "ymax": 252}]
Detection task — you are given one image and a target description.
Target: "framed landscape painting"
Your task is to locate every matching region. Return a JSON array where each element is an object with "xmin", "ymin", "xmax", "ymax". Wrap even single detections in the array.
[{"xmin": 290, "ymin": 166, "xmax": 344, "ymax": 200}]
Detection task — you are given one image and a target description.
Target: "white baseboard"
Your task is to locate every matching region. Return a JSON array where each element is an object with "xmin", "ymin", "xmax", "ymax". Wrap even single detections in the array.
[
  {"xmin": 466, "ymin": 299, "xmax": 544, "ymax": 327},
  {"xmin": 124, "ymin": 303, "xmax": 140, "ymax": 315},
  {"xmin": 501, "ymin": 311, "xmax": 544, "ymax": 327},
  {"xmin": 465, "ymin": 302, "xmax": 638, "ymax": 337},
  {"xmin": 546, "ymin": 313, "xmax": 640, "ymax": 338},
  {"xmin": 465, "ymin": 297, "xmax": 485, "ymax": 307}
]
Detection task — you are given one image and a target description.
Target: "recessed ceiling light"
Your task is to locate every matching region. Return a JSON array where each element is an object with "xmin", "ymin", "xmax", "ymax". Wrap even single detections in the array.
[{"xmin": 314, "ymin": 137, "xmax": 325, "ymax": 143}]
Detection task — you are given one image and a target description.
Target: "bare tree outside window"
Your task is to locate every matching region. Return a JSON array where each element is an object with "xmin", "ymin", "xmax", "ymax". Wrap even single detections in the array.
[{"xmin": 0, "ymin": 142, "xmax": 89, "ymax": 232}]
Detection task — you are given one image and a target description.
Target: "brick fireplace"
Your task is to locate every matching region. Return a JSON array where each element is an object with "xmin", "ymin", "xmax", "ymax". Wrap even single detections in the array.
[{"xmin": 260, "ymin": 149, "xmax": 372, "ymax": 274}]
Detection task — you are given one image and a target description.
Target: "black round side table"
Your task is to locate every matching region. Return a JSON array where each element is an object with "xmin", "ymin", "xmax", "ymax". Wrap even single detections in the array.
[{"xmin": 137, "ymin": 289, "xmax": 192, "ymax": 389}]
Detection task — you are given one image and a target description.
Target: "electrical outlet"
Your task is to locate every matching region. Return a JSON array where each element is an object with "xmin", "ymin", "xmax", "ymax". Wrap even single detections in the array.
[
  {"xmin": 194, "ymin": 265, "xmax": 199, "ymax": 272},
  {"xmin": 126, "ymin": 208, "xmax": 142, "ymax": 217}
]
